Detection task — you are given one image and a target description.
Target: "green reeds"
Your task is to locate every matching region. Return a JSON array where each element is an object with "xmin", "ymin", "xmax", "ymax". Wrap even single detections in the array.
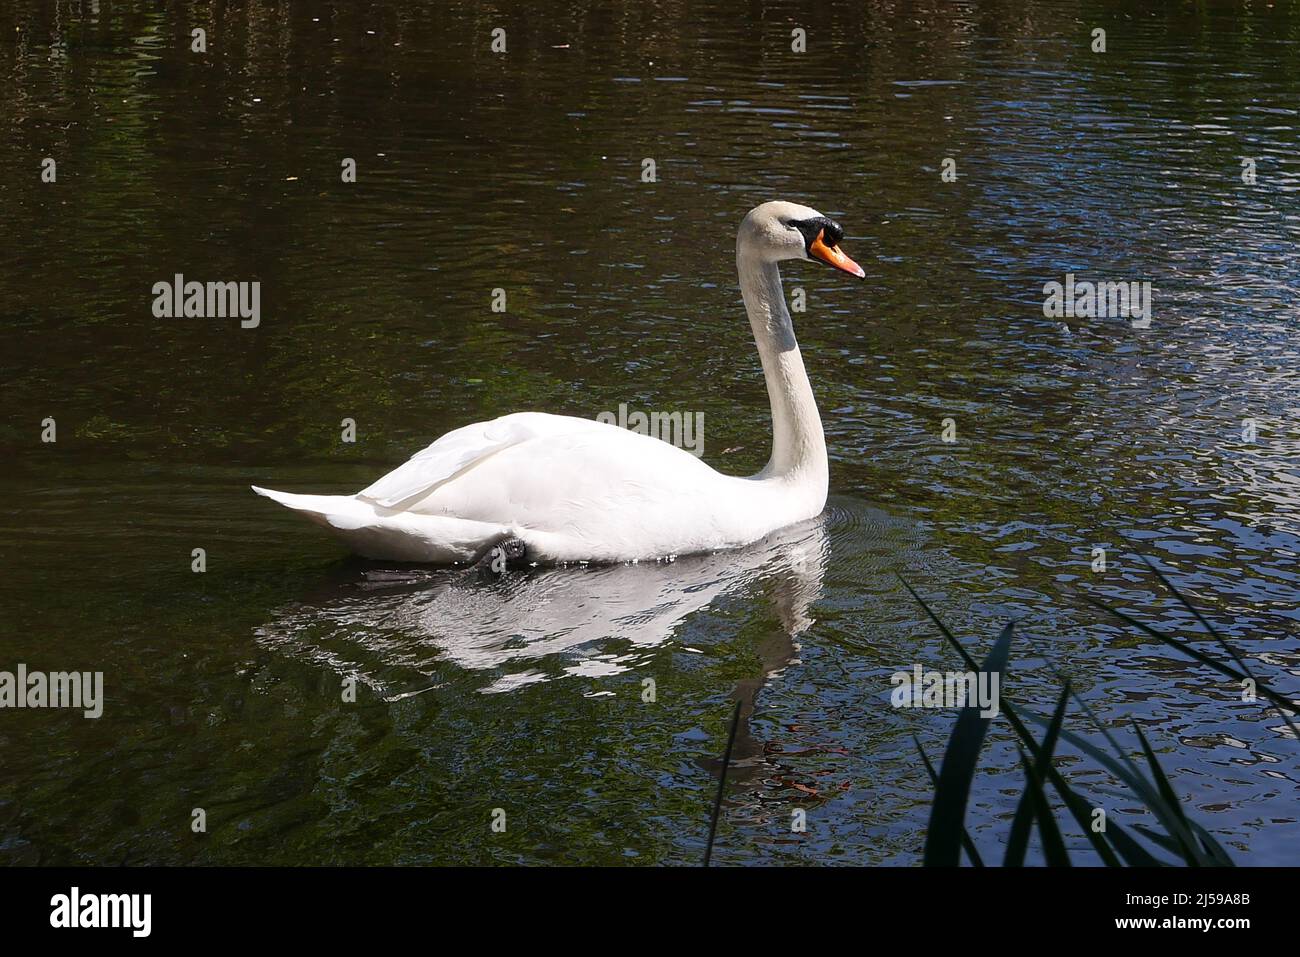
[{"xmin": 904, "ymin": 557, "xmax": 1298, "ymax": 867}]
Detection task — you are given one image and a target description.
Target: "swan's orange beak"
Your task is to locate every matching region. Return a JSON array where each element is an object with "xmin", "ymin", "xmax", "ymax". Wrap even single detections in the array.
[{"xmin": 809, "ymin": 229, "xmax": 865, "ymax": 278}]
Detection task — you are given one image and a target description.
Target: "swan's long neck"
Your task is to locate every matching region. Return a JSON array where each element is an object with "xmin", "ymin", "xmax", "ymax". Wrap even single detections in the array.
[{"xmin": 736, "ymin": 249, "xmax": 828, "ymax": 490}]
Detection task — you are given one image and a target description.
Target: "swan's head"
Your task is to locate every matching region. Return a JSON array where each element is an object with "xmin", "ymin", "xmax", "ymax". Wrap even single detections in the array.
[{"xmin": 738, "ymin": 200, "xmax": 865, "ymax": 278}]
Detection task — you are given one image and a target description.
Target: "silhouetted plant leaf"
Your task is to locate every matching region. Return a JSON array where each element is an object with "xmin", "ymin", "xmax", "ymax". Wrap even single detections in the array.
[
  {"xmin": 1005, "ymin": 683, "xmax": 1069, "ymax": 866},
  {"xmin": 1025, "ymin": 699, "xmax": 1214, "ymax": 866},
  {"xmin": 902, "ymin": 575, "xmax": 1244, "ymax": 868},
  {"xmin": 913, "ymin": 735, "xmax": 983, "ymax": 867},
  {"xmin": 1015, "ymin": 744, "xmax": 1070, "ymax": 866},
  {"xmin": 923, "ymin": 622, "xmax": 1012, "ymax": 867},
  {"xmin": 1083, "ymin": 595, "xmax": 1299, "ymax": 739},
  {"xmin": 703, "ymin": 699, "xmax": 742, "ymax": 867},
  {"xmin": 1130, "ymin": 719, "xmax": 1234, "ymax": 867}
]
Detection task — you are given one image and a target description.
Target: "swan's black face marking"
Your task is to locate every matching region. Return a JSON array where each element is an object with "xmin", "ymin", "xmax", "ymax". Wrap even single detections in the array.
[
  {"xmin": 784, "ymin": 216, "xmax": 844, "ymax": 257},
  {"xmin": 784, "ymin": 214, "xmax": 865, "ymax": 278}
]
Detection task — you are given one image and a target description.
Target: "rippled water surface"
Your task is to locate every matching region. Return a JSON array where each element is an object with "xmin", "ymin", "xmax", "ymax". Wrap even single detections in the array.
[{"xmin": 1, "ymin": 0, "xmax": 1298, "ymax": 865}]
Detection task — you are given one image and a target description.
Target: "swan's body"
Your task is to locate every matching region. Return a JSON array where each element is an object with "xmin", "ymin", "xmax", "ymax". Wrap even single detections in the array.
[{"xmin": 253, "ymin": 201, "xmax": 864, "ymax": 564}]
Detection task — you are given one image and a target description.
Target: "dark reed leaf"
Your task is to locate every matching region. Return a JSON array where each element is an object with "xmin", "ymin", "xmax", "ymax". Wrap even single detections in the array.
[
  {"xmin": 1005, "ymin": 682, "xmax": 1069, "ymax": 866},
  {"xmin": 914, "ymin": 735, "xmax": 984, "ymax": 867},
  {"xmin": 1015, "ymin": 744, "xmax": 1071, "ymax": 866},
  {"xmin": 703, "ymin": 698, "xmax": 742, "ymax": 867},
  {"xmin": 923, "ymin": 622, "xmax": 1013, "ymax": 867}
]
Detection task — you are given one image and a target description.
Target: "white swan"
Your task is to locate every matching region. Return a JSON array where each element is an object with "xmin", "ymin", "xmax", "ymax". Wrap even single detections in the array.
[{"xmin": 253, "ymin": 200, "xmax": 864, "ymax": 564}]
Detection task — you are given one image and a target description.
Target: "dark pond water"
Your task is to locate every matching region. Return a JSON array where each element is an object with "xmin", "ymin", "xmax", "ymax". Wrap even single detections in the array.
[{"xmin": 1, "ymin": 0, "xmax": 1298, "ymax": 865}]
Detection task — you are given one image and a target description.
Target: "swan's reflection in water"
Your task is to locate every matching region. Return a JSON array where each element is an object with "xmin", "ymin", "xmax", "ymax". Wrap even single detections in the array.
[
  {"xmin": 254, "ymin": 515, "xmax": 830, "ymax": 700},
  {"xmin": 254, "ymin": 499, "xmax": 922, "ymax": 808}
]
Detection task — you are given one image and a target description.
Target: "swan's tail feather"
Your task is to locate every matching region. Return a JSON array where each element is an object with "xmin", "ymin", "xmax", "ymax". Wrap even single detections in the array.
[
  {"xmin": 251, "ymin": 485, "xmax": 511, "ymax": 563},
  {"xmin": 250, "ymin": 485, "xmax": 373, "ymax": 530}
]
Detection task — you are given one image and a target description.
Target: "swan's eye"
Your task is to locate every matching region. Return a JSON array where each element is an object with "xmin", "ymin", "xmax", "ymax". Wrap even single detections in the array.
[{"xmin": 790, "ymin": 217, "xmax": 831, "ymax": 251}]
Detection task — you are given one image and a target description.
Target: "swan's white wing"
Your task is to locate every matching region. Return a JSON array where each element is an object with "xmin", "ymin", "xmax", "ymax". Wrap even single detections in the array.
[{"xmin": 356, "ymin": 412, "xmax": 610, "ymax": 509}]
